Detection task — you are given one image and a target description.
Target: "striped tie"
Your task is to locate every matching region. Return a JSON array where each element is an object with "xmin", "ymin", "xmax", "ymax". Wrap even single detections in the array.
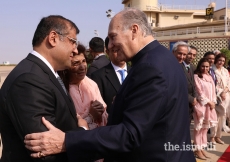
[{"xmin": 57, "ymin": 77, "xmax": 67, "ymax": 95}]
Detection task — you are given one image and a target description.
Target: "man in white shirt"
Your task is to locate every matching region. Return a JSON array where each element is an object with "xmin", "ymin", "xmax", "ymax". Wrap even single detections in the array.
[{"xmin": 91, "ymin": 37, "xmax": 129, "ymax": 114}]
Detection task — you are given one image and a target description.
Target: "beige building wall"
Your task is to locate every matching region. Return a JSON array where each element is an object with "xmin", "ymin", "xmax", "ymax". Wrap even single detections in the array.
[
  {"xmin": 123, "ymin": 0, "xmax": 158, "ymax": 10},
  {"xmin": 158, "ymin": 12, "xmax": 205, "ymax": 27},
  {"xmin": 214, "ymin": 8, "xmax": 225, "ymax": 20},
  {"xmin": 145, "ymin": 12, "xmax": 157, "ymax": 27},
  {"xmin": 213, "ymin": 8, "xmax": 230, "ymax": 20},
  {"xmin": 122, "ymin": 0, "xmax": 206, "ymax": 28}
]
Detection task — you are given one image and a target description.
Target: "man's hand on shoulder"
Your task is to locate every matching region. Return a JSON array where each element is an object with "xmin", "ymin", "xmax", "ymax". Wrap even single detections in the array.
[{"xmin": 24, "ymin": 117, "xmax": 65, "ymax": 158}]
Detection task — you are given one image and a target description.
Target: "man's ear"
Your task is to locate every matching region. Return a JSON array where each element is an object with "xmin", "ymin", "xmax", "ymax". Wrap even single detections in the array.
[
  {"xmin": 105, "ymin": 49, "xmax": 110, "ymax": 56},
  {"xmin": 131, "ymin": 24, "xmax": 138, "ymax": 40},
  {"xmin": 48, "ymin": 31, "xmax": 58, "ymax": 47}
]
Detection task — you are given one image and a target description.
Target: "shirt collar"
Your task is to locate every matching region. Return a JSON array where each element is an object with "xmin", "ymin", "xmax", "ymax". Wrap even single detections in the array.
[
  {"xmin": 94, "ymin": 53, "xmax": 105, "ymax": 60},
  {"xmin": 183, "ymin": 61, "xmax": 190, "ymax": 68},
  {"xmin": 111, "ymin": 62, "xmax": 127, "ymax": 71},
  {"xmin": 136, "ymin": 40, "xmax": 156, "ymax": 54},
  {"xmin": 30, "ymin": 50, "xmax": 59, "ymax": 78}
]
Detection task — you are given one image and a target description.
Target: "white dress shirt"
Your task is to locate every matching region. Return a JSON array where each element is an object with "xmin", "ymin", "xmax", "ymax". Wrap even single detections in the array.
[
  {"xmin": 30, "ymin": 50, "xmax": 59, "ymax": 78},
  {"xmin": 111, "ymin": 62, "xmax": 128, "ymax": 84}
]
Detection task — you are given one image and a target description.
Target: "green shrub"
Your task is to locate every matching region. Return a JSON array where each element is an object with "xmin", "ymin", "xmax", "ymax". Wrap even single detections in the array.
[{"xmin": 220, "ymin": 48, "xmax": 230, "ymax": 66}]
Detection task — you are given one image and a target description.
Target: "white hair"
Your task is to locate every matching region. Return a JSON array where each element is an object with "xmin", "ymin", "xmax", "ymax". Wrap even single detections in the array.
[
  {"xmin": 172, "ymin": 41, "xmax": 190, "ymax": 53},
  {"xmin": 213, "ymin": 49, "xmax": 220, "ymax": 54},
  {"xmin": 119, "ymin": 7, "xmax": 153, "ymax": 37}
]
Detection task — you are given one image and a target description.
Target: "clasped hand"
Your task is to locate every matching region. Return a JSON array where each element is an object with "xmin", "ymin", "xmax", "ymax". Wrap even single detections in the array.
[{"xmin": 89, "ymin": 100, "xmax": 105, "ymax": 122}]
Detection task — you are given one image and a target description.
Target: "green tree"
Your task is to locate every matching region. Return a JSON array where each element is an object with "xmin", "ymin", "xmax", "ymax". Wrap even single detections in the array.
[{"xmin": 220, "ymin": 48, "xmax": 230, "ymax": 66}]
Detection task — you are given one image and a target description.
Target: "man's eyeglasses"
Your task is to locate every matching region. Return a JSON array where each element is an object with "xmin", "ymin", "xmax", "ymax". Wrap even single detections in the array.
[{"xmin": 55, "ymin": 31, "xmax": 78, "ymax": 46}]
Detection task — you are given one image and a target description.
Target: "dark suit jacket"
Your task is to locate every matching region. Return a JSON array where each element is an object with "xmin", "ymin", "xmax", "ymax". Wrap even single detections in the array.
[
  {"xmin": 91, "ymin": 62, "xmax": 130, "ymax": 115},
  {"xmin": 0, "ymin": 54, "xmax": 82, "ymax": 162},
  {"xmin": 65, "ymin": 41, "xmax": 195, "ymax": 162},
  {"xmin": 86, "ymin": 55, "xmax": 110, "ymax": 78},
  {"xmin": 182, "ymin": 64, "xmax": 196, "ymax": 104}
]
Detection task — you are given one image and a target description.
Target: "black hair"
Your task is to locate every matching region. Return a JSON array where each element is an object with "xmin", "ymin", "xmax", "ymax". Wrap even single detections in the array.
[
  {"xmin": 214, "ymin": 54, "xmax": 226, "ymax": 64},
  {"xmin": 189, "ymin": 45, "xmax": 198, "ymax": 52},
  {"xmin": 32, "ymin": 15, "xmax": 79, "ymax": 47},
  {"xmin": 89, "ymin": 37, "xmax": 104, "ymax": 53},
  {"xmin": 105, "ymin": 36, "xmax": 109, "ymax": 50},
  {"xmin": 203, "ymin": 51, "xmax": 215, "ymax": 58},
  {"xmin": 194, "ymin": 58, "xmax": 210, "ymax": 78}
]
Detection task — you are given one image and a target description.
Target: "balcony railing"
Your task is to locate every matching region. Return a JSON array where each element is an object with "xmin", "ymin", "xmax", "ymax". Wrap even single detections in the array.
[
  {"xmin": 160, "ymin": 4, "xmax": 206, "ymax": 10},
  {"xmin": 153, "ymin": 25, "xmax": 230, "ymax": 38},
  {"xmin": 146, "ymin": 4, "xmax": 206, "ymax": 11}
]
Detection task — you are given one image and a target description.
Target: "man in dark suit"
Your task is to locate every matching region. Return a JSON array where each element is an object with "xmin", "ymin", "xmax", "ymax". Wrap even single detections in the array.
[
  {"xmin": 183, "ymin": 45, "xmax": 198, "ymax": 122},
  {"xmin": 25, "ymin": 8, "xmax": 195, "ymax": 162},
  {"xmin": 172, "ymin": 41, "xmax": 197, "ymax": 122},
  {"xmin": 0, "ymin": 15, "xmax": 86, "ymax": 162},
  {"xmin": 86, "ymin": 37, "xmax": 110, "ymax": 77},
  {"xmin": 204, "ymin": 51, "xmax": 217, "ymax": 85},
  {"xmin": 91, "ymin": 37, "xmax": 130, "ymax": 114}
]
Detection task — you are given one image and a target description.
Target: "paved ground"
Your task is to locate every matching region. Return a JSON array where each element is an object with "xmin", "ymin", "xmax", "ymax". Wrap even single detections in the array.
[{"xmin": 190, "ymin": 121, "xmax": 230, "ymax": 162}]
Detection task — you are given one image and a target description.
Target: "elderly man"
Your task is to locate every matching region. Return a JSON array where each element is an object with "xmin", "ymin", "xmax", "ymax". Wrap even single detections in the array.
[
  {"xmin": 25, "ymin": 8, "xmax": 195, "ymax": 162},
  {"xmin": 0, "ymin": 15, "xmax": 87, "ymax": 161},
  {"xmin": 172, "ymin": 41, "xmax": 190, "ymax": 63}
]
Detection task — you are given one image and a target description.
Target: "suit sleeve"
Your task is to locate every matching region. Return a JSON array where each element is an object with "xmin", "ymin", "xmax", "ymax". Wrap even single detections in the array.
[
  {"xmin": 65, "ymin": 63, "xmax": 169, "ymax": 161},
  {"xmin": 188, "ymin": 94, "xmax": 195, "ymax": 104},
  {"xmin": 7, "ymin": 73, "xmax": 66, "ymax": 162},
  {"xmin": 91, "ymin": 72, "xmax": 104, "ymax": 98},
  {"xmin": 87, "ymin": 64, "xmax": 98, "ymax": 78}
]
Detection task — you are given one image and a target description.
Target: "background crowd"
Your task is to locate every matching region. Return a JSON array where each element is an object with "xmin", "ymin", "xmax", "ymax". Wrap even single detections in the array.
[{"xmin": 172, "ymin": 41, "xmax": 230, "ymax": 160}]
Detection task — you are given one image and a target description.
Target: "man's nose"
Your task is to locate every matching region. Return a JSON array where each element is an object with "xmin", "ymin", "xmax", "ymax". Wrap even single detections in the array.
[{"xmin": 73, "ymin": 47, "xmax": 78, "ymax": 55}]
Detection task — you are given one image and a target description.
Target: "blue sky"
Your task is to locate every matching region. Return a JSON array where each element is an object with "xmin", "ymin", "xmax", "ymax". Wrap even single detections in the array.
[{"xmin": 0, "ymin": 0, "xmax": 225, "ymax": 64}]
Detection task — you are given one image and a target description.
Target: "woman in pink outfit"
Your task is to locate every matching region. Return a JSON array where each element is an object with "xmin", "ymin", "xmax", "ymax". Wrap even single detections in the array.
[
  {"xmin": 193, "ymin": 58, "xmax": 218, "ymax": 160},
  {"xmin": 59, "ymin": 44, "xmax": 108, "ymax": 130}
]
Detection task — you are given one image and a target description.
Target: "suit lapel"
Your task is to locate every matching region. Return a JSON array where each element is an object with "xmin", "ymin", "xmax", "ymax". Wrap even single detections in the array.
[
  {"xmin": 105, "ymin": 63, "xmax": 121, "ymax": 92},
  {"xmin": 26, "ymin": 54, "xmax": 77, "ymax": 120},
  {"xmin": 182, "ymin": 64, "xmax": 193, "ymax": 83},
  {"xmin": 127, "ymin": 65, "xmax": 131, "ymax": 72}
]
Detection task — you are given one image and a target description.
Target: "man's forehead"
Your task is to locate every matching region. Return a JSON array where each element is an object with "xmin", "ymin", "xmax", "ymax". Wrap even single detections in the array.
[
  {"xmin": 207, "ymin": 55, "xmax": 215, "ymax": 58},
  {"xmin": 178, "ymin": 45, "xmax": 188, "ymax": 50},
  {"xmin": 108, "ymin": 15, "xmax": 121, "ymax": 29},
  {"xmin": 189, "ymin": 49, "xmax": 197, "ymax": 54}
]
